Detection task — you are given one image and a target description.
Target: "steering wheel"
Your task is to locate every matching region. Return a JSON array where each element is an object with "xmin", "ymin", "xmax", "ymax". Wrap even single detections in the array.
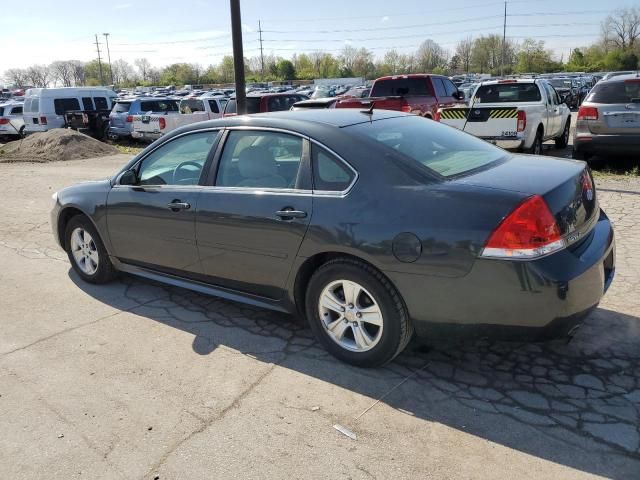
[{"xmin": 172, "ymin": 161, "xmax": 202, "ymax": 184}]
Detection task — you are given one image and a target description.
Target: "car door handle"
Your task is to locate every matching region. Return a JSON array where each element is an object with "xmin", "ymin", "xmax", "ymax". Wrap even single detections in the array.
[
  {"xmin": 276, "ymin": 209, "xmax": 307, "ymax": 219},
  {"xmin": 167, "ymin": 201, "xmax": 191, "ymax": 211}
]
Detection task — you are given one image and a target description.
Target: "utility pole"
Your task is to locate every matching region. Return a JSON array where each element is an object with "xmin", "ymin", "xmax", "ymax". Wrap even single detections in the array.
[
  {"xmin": 103, "ymin": 33, "xmax": 114, "ymax": 85},
  {"xmin": 258, "ymin": 20, "xmax": 265, "ymax": 82},
  {"xmin": 501, "ymin": 1, "xmax": 507, "ymax": 77},
  {"xmin": 94, "ymin": 34, "xmax": 105, "ymax": 85},
  {"xmin": 230, "ymin": 0, "xmax": 246, "ymax": 114}
]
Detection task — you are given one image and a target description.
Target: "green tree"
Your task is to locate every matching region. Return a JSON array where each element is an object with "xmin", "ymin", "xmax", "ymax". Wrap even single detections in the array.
[{"xmin": 276, "ymin": 59, "xmax": 296, "ymax": 80}]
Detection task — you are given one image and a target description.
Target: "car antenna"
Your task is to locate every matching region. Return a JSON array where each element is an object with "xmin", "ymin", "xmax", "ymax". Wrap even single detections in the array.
[{"xmin": 361, "ymin": 101, "xmax": 375, "ymax": 115}]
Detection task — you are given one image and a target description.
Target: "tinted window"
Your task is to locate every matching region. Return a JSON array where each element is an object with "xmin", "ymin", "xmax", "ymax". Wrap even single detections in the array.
[
  {"xmin": 0, "ymin": 107, "xmax": 4, "ymax": 116},
  {"xmin": 443, "ymin": 79, "xmax": 458, "ymax": 97},
  {"xmin": 136, "ymin": 132, "xmax": 215, "ymax": 186},
  {"xmin": 216, "ymin": 130, "xmax": 303, "ymax": 189},
  {"xmin": 224, "ymin": 98, "xmax": 261, "ymax": 114},
  {"xmin": 346, "ymin": 116, "xmax": 505, "ymax": 178},
  {"xmin": 180, "ymin": 99, "xmax": 205, "ymax": 113},
  {"xmin": 432, "ymin": 78, "xmax": 447, "ymax": 97},
  {"xmin": 371, "ymin": 78, "xmax": 431, "ymax": 96},
  {"xmin": 312, "ymin": 146, "xmax": 355, "ymax": 192},
  {"xmin": 474, "ymin": 83, "xmax": 542, "ymax": 103},
  {"xmin": 586, "ymin": 81, "xmax": 640, "ymax": 104},
  {"xmin": 54, "ymin": 98, "xmax": 80, "ymax": 115},
  {"xmin": 139, "ymin": 100, "xmax": 179, "ymax": 112},
  {"xmin": 82, "ymin": 97, "xmax": 94, "ymax": 110},
  {"xmin": 207, "ymin": 99, "xmax": 220, "ymax": 113},
  {"xmin": 11, "ymin": 106, "xmax": 23, "ymax": 115},
  {"xmin": 94, "ymin": 97, "xmax": 108, "ymax": 109},
  {"xmin": 113, "ymin": 102, "xmax": 131, "ymax": 113}
]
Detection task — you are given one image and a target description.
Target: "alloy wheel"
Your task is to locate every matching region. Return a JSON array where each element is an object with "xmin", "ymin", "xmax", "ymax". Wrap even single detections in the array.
[
  {"xmin": 70, "ymin": 227, "xmax": 99, "ymax": 275},
  {"xmin": 318, "ymin": 279, "xmax": 384, "ymax": 352}
]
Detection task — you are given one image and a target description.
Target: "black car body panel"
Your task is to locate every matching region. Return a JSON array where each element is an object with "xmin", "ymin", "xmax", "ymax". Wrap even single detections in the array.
[{"xmin": 52, "ymin": 110, "xmax": 615, "ymax": 339}]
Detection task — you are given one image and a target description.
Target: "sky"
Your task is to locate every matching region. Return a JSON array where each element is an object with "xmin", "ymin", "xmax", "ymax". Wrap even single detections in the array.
[{"xmin": 0, "ymin": 0, "xmax": 633, "ymax": 78}]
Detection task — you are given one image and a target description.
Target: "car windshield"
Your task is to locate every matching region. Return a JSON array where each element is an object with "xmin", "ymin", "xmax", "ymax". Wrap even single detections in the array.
[
  {"xmin": 139, "ymin": 100, "xmax": 179, "ymax": 112},
  {"xmin": 586, "ymin": 80, "xmax": 640, "ymax": 103},
  {"xmin": 474, "ymin": 83, "xmax": 541, "ymax": 103},
  {"xmin": 113, "ymin": 102, "xmax": 131, "ymax": 113},
  {"xmin": 346, "ymin": 116, "xmax": 505, "ymax": 178},
  {"xmin": 548, "ymin": 79, "xmax": 573, "ymax": 88}
]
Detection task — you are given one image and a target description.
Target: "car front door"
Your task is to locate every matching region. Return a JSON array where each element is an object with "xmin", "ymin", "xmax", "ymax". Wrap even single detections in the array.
[
  {"xmin": 106, "ymin": 130, "xmax": 220, "ymax": 275},
  {"xmin": 196, "ymin": 128, "xmax": 312, "ymax": 299}
]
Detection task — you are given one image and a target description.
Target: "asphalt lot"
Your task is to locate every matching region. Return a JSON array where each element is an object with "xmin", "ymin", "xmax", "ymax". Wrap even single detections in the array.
[{"xmin": 1, "ymin": 138, "xmax": 639, "ymax": 478}]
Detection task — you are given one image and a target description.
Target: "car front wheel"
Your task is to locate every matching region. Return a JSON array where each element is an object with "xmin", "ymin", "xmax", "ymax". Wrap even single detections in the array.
[
  {"xmin": 65, "ymin": 215, "xmax": 117, "ymax": 284},
  {"xmin": 305, "ymin": 258, "xmax": 413, "ymax": 367}
]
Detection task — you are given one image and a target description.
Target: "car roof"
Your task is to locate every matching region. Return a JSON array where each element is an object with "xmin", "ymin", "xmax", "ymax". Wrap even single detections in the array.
[
  {"xmin": 600, "ymin": 73, "xmax": 640, "ymax": 82},
  {"xmin": 375, "ymin": 74, "xmax": 443, "ymax": 81},
  {"xmin": 245, "ymin": 92, "xmax": 304, "ymax": 98},
  {"xmin": 480, "ymin": 79, "xmax": 538, "ymax": 85}
]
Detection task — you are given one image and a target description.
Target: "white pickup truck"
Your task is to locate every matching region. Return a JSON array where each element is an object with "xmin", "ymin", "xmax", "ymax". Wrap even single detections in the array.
[
  {"xmin": 438, "ymin": 79, "xmax": 571, "ymax": 155},
  {"xmin": 132, "ymin": 96, "xmax": 228, "ymax": 141}
]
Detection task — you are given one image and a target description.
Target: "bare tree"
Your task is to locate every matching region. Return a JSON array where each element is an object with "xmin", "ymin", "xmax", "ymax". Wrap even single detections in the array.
[
  {"xmin": 25, "ymin": 65, "xmax": 51, "ymax": 87},
  {"xmin": 134, "ymin": 58, "xmax": 151, "ymax": 82},
  {"xmin": 602, "ymin": 7, "xmax": 640, "ymax": 50},
  {"xmin": 4, "ymin": 68, "xmax": 28, "ymax": 88},
  {"xmin": 455, "ymin": 37, "xmax": 473, "ymax": 73},
  {"xmin": 309, "ymin": 51, "xmax": 325, "ymax": 78},
  {"xmin": 69, "ymin": 61, "xmax": 86, "ymax": 86},
  {"xmin": 111, "ymin": 59, "xmax": 136, "ymax": 85},
  {"xmin": 50, "ymin": 61, "xmax": 74, "ymax": 87},
  {"xmin": 416, "ymin": 39, "xmax": 446, "ymax": 72}
]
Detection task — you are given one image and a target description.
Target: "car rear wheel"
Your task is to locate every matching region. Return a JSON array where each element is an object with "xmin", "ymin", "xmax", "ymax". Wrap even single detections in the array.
[
  {"xmin": 555, "ymin": 119, "xmax": 570, "ymax": 149},
  {"xmin": 65, "ymin": 215, "xmax": 117, "ymax": 284},
  {"xmin": 305, "ymin": 258, "xmax": 413, "ymax": 367},
  {"xmin": 528, "ymin": 129, "xmax": 544, "ymax": 155}
]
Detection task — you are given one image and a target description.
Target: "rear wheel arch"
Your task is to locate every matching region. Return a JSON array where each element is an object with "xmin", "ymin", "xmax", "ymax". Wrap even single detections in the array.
[{"xmin": 293, "ymin": 252, "xmax": 401, "ymax": 319}]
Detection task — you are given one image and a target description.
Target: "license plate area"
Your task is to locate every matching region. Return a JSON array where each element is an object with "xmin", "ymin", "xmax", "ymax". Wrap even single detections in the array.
[{"xmin": 142, "ymin": 115, "xmax": 151, "ymax": 123}]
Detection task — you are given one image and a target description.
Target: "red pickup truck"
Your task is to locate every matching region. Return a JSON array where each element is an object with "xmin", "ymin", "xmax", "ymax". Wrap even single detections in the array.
[{"xmin": 335, "ymin": 74, "xmax": 463, "ymax": 119}]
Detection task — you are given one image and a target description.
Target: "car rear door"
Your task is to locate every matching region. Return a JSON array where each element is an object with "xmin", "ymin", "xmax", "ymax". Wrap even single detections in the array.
[
  {"xmin": 195, "ymin": 128, "xmax": 312, "ymax": 299},
  {"xmin": 542, "ymin": 82, "xmax": 561, "ymax": 136},
  {"xmin": 107, "ymin": 130, "xmax": 221, "ymax": 275}
]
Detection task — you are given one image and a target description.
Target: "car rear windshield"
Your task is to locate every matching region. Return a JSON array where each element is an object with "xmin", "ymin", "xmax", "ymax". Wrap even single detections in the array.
[
  {"xmin": 474, "ymin": 83, "xmax": 542, "ymax": 103},
  {"xmin": 345, "ymin": 116, "xmax": 505, "ymax": 178},
  {"xmin": 371, "ymin": 78, "xmax": 431, "ymax": 97},
  {"xmin": 585, "ymin": 80, "xmax": 640, "ymax": 104},
  {"xmin": 113, "ymin": 102, "xmax": 131, "ymax": 113},
  {"xmin": 139, "ymin": 100, "xmax": 179, "ymax": 112},
  {"xmin": 224, "ymin": 98, "xmax": 261, "ymax": 114}
]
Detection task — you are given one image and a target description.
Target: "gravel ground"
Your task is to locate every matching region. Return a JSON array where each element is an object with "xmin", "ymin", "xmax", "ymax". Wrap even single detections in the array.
[{"xmin": 0, "ymin": 145, "xmax": 638, "ymax": 479}]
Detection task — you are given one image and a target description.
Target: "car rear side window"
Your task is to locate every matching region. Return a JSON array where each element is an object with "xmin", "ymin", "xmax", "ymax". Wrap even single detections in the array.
[
  {"xmin": 371, "ymin": 78, "xmax": 431, "ymax": 97},
  {"xmin": 312, "ymin": 146, "xmax": 355, "ymax": 192},
  {"xmin": 94, "ymin": 97, "xmax": 108, "ymax": 109},
  {"xmin": 82, "ymin": 97, "xmax": 94, "ymax": 110},
  {"xmin": 346, "ymin": 116, "xmax": 505, "ymax": 178},
  {"xmin": 180, "ymin": 99, "xmax": 205, "ymax": 113},
  {"xmin": 11, "ymin": 106, "xmax": 23, "ymax": 115},
  {"xmin": 586, "ymin": 81, "xmax": 640, "ymax": 103},
  {"xmin": 216, "ymin": 130, "xmax": 303, "ymax": 189},
  {"xmin": 207, "ymin": 100, "xmax": 220, "ymax": 113},
  {"xmin": 475, "ymin": 83, "xmax": 542, "ymax": 103},
  {"xmin": 54, "ymin": 98, "xmax": 80, "ymax": 115}
]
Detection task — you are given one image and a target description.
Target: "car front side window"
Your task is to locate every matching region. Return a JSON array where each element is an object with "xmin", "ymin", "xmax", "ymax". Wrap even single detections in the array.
[
  {"xmin": 134, "ymin": 132, "xmax": 217, "ymax": 186},
  {"xmin": 215, "ymin": 130, "xmax": 303, "ymax": 189}
]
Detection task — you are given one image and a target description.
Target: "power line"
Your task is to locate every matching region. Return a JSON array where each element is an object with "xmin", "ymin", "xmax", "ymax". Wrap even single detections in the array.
[
  {"xmin": 103, "ymin": 33, "xmax": 114, "ymax": 85},
  {"xmin": 93, "ymin": 34, "xmax": 104, "ymax": 85},
  {"xmin": 258, "ymin": 20, "xmax": 265, "ymax": 80}
]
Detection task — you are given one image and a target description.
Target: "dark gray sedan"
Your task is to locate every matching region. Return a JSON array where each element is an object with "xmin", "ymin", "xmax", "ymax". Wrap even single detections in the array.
[{"xmin": 51, "ymin": 110, "xmax": 615, "ymax": 367}]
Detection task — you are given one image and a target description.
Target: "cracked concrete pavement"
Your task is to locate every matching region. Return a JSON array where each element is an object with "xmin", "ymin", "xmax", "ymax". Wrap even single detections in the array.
[{"xmin": 0, "ymin": 152, "xmax": 639, "ymax": 479}]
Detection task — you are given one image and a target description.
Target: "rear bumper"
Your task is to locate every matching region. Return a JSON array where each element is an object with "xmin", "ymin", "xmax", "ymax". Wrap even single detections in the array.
[
  {"xmin": 480, "ymin": 135, "xmax": 524, "ymax": 150},
  {"xmin": 574, "ymin": 133, "xmax": 640, "ymax": 155},
  {"xmin": 131, "ymin": 131, "xmax": 162, "ymax": 141},
  {"xmin": 109, "ymin": 125, "xmax": 132, "ymax": 137},
  {"xmin": 387, "ymin": 209, "xmax": 615, "ymax": 340}
]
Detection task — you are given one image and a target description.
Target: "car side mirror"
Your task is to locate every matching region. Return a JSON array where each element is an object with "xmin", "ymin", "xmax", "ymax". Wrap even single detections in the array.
[
  {"xmin": 453, "ymin": 91, "xmax": 465, "ymax": 100},
  {"xmin": 119, "ymin": 169, "xmax": 138, "ymax": 186}
]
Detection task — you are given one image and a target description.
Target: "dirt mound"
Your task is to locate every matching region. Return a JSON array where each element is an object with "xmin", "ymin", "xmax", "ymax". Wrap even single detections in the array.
[{"xmin": 0, "ymin": 129, "xmax": 119, "ymax": 163}]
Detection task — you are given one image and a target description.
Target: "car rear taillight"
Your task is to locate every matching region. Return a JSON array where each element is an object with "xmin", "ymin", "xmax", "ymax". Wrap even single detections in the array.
[
  {"xmin": 481, "ymin": 195, "xmax": 565, "ymax": 259},
  {"xmin": 126, "ymin": 115, "xmax": 133, "ymax": 122},
  {"xmin": 0, "ymin": 118, "xmax": 9, "ymax": 125},
  {"xmin": 159, "ymin": 117, "xmax": 166, "ymax": 129},
  {"xmin": 517, "ymin": 111, "xmax": 526, "ymax": 132},
  {"xmin": 40, "ymin": 116, "xmax": 47, "ymax": 125},
  {"xmin": 577, "ymin": 106, "xmax": 598, "ymax": 120},
  {"xmin": 400, "ymin": 104, "xmax": 412, "ymax": 113},
  {"xmin": 433, "ymin": 111, "xmax": 441, "ymax": 121}
]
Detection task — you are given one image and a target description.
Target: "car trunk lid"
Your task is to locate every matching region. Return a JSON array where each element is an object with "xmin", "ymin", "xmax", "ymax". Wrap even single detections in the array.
[{"xmin": 452, "ymin": 154, "xmax": 598, "ymax": 240}]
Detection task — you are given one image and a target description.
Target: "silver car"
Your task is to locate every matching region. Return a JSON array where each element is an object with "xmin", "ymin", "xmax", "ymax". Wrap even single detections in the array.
[
  {"xmin": 573, "ymin": 74, "xmax": 640, "ymax": 162},
  {"xmin": 0, "ymin": 102, "xmax": 25, "ymax": 139}
]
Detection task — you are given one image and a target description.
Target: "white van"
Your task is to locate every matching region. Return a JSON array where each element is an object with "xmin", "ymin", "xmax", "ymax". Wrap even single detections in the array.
[{"xmin": 23, "ymin": 87, "xmax": 117, "ymax": 133}]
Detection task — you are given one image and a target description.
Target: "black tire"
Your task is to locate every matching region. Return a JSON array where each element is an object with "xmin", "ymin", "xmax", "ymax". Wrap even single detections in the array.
[
  {"xmin": 64, "ymin": 215, "xmax": 117, "ymax": 284},
  {"xmin": 305, "ymin": 258, "xmax": 413, "ymax": 367},
  {"xmin": 528, "ymin": 128, "xmax": 544, "ymax": 155},
  {"xmin": 555, "ymin": 118, "xmax": 570, "ymax": 149},
  {"xmin": 19, "ymin": 126, "xmax": 26, "ymax": 139}
]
